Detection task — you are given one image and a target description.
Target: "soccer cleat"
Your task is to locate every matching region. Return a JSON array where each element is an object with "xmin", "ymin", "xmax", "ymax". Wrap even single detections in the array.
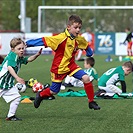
[
  {"xmin": 94, "ymin": 89, "xmax": 106, "ymax": 97},
  {"xmin": 34, "ymin": 91, "xmax": 43, "ymax": 108},
  {"xmin": 43, "ymin": 95, "xmax": 55, "ymax": 100},
  {"xmin": 62, "ymin": 83, "xmax": 73, "ymax": 87},
  {"xmin": 89, "ymin": 101, "xmax": 100, "ymax": 110},
  {"xmin": 6, "ymin": 115, "xmax": 22, "ymax": 121}
]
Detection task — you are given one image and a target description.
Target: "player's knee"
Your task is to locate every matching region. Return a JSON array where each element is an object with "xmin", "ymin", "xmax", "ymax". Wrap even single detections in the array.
[
  {"xmin": 50, "ymin": 90, "xmax": 58, "ymax": 95},
  {"xmin": 13, "ymin": 97, "xmax": 21, "ymax": 105},
  {"xmin": 82, "ymin": 75, "xmax": 90, "ymax": 83}
]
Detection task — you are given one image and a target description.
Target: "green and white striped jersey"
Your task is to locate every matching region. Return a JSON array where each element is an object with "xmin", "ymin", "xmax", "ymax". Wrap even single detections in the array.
[
  {"xmin": 84, "ymin": 67, "xmax": 98, "ymax": 81},
  {"xmin": 98, "ymin": 66, "xmax": 125, "ymax": 87},
  {"xmin": 0, "ymin": 51, "xmax": 28, "ymax": 90}
]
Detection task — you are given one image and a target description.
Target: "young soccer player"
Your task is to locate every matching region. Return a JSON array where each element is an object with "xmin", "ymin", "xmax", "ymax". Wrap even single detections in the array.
[
  {"xmin": 26, "ymin": 14, "xmax": 100, "ymax": 110},
  {"xmin": 95, "ymin": 61, "xmax": 133, "ymax": 98},
  {"xmin": 62, "ymin": 57, "xmax": 98, "ymax": 87},
  {"xmin": 123, "ymin": 28, "xmax": 133, "ymax": 57},
  {"xmin": 76, "ymin": 27, "xmax": 93, "ymax": 61},
  {"xmin": 0, "ymin": 38, "xmax": 42, "ymax": 121}
]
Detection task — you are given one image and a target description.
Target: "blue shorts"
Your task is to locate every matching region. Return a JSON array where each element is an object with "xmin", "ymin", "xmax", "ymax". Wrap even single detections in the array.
[{"xmin": 50, "ymin": 70, "xmax": 86, "ymax": 93}]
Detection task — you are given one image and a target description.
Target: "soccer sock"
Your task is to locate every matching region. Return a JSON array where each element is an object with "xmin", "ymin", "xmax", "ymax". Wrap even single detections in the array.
[
  {"xmin": 7, "ymin": 97, "xmax": 21, "ymax": 118},
  {"xmin": 40, "ymin": 88, "xmax": 52, "ymax": 97},
  {"xmin": 84, "ymin": 82, "xmax": 94, "ymax": 103}
]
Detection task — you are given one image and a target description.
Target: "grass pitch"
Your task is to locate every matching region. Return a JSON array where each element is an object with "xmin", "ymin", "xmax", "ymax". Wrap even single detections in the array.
[{"xmin": 0, "ymin": 55, "xmax": 133, "ymax": 133}]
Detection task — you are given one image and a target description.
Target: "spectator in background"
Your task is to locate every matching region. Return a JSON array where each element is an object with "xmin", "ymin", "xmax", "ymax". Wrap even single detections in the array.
[
  {"xmin": 76, "ymin": 27, "xmax": 93, "ymax": 61},
  {"xmin": 123, "ymin": 27, "xmax": 133, "ymax": 58}
]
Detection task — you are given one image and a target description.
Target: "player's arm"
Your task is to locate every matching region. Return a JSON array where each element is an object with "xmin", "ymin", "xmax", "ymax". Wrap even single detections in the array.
[
  {"xmin": 8, "ymin": 66, "xmax": 25, "ymax": 84},
  {"xmin": 26, "ymin": 38, "xmax": 45, "ymax": 47},
  {"xmin": 27, "ymin": 48, "xmax": 42, "ymax": 62},
  {"xmin": 119, "ymin": 80, "xmax": 126, "ymax": 93},
  {"xmin": 123, "ymin": 33, "xmax": 132, "ymax": 44},
  {"xmin": 85, "ymin": 45, "xmax": 93, "ymax": 57}
]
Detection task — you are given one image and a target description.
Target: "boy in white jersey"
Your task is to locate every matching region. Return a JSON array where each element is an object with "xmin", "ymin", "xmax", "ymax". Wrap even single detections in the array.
[
  {"xmin": 62, "ymin": 57, "xmax": 98, "ymax": 87},
  {"xmin": 95, "ymin": 61, "xmax": 133, "ymax": 98},
  {"xmin": 0, "ymin": 38, "xmax": 42, "ymax": 121},
  {"xmin": 76, "ymin": 27, "xmax": 93, "ymax": 61}
]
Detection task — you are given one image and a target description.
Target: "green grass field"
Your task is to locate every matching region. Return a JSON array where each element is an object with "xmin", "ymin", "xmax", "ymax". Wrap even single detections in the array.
[{"xmin": 0, "ymin": 55, "xmax": 133, "ymax": 133}]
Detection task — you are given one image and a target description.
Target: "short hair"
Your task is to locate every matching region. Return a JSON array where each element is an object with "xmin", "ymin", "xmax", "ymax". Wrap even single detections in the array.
[
  {"xmin": 123, "ymin": 61, "xmax": 133, "ymax": 71},
  {"xmin": 85, "ymin": 57, "xmax": 95, "ymax": 67},
  {"xmin": 125, "ymin": 27, "xmax": 130, "ymax": 31},
  {"xmin": 86, "ymin": 27, "xmax": 91, "ymax": 32},
  {"xmin": 67, "ymin": 14, "xmax": 82, "ymax": 26},
  {"xmin": 10, "ymin": 38, "xmax": 25, "ymax": 48}
]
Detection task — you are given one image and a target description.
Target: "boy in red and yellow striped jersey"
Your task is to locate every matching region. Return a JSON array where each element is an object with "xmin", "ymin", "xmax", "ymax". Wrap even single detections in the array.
[{"xmin": 26, "ymin": 14, "xmax": 100, "ymax": 110}]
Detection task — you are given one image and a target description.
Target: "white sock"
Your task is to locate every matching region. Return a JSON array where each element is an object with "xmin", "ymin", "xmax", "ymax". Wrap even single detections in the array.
[{"xmin": 7, "ymin": 97, "xmax": 21, "ymax": 118}]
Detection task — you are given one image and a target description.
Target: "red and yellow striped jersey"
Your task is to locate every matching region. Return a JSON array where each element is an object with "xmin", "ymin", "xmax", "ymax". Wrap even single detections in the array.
[{"xmin": 42, "ymin": 29, "xmax": 88, "ymax": 74}]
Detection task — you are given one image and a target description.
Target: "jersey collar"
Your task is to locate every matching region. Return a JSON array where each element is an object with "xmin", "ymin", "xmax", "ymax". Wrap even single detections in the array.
[{"xmin": 65, "ymin": 28, "xmax": 75, "ymax": 40}]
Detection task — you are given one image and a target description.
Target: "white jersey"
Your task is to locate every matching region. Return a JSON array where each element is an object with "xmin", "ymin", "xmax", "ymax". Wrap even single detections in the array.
[{"xmin": 81, "ymin": 32, "xmax": 92, "ymax": 42}]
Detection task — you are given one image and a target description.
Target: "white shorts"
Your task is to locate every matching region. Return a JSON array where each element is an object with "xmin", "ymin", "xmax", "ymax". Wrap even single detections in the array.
[{"xmin": 0, "ymin": 86, "xmax": 21, "ymax": 103}]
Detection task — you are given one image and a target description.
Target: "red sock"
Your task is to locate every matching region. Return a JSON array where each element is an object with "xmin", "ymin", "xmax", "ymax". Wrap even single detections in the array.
[
  {"xmin": 84, "ymin": 82, "xmax": 94, "ymax": 103},
  {"xmin": 40, "ymin": 88, "xmax": 52, "ymax": 97}
]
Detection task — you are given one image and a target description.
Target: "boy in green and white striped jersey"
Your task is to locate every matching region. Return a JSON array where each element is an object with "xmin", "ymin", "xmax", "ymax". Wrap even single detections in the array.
[{"xmin": 0, "ymin": 37, "xmax": 42, "ymax": 121}]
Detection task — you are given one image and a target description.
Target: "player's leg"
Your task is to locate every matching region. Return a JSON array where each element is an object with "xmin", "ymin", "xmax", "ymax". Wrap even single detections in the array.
[
  {"xmin": 73, "ymin": 70, "xmax": 100, "ymax": 110},
  {"xmin": 107, "ymin": 84, "xmax": 122, "ymax": 95},
  {"xmin": 98, "ymin": 85, "xmax": 122, "ymax": 98},
  {"xmin": 64, "ymin": 75, "xmax": 71, "ymax": 84},
  {"xmin": 34, "ymin": 82, "xmax": 62, "ymax": 108},
  {"xmin": 6, "ymin": 97, "xmax": 21, "ymax": 121},
  {"xmin": 1, "ymin": 86, "xmax": 22, "ymax": 121},
  {"xmin": 62, "ymin": 75, "xmax": 73, "ymax": 87},
  {"xmin": 34, "ymin": 73, "xmax": 66, "ymax": 108},
  {"xmin": 127, "ymin": 42, "xmax": 132, "ymax": 56}
]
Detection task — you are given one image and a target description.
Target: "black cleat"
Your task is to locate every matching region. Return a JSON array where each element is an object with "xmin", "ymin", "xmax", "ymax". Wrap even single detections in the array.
[
  {"xmin": 34, "ymin": 91, "xmax": 43, "ymax": 108},
  {"xmin": 62, "ymin": 83, "xmax": 73, "ymax": 87},
  {"xmin": 94, "ymin": 89, "xmax": 106, "ymax": 97},
  {"xmin": 43, "ymin": 95, "xmax": 55, "ymax": 100},
  {"xmin": 89, "ymin": 101, "xmax": 100, "ymax": 110},
  {"xmin": 6, "ymin": 115, "xmax": 22, "ymax": 121}
]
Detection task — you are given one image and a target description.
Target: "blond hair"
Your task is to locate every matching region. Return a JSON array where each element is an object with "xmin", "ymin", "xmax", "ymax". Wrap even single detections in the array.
[{"xmin": 10, "ymin": 38, "xmax": 25, "ymax": 48}]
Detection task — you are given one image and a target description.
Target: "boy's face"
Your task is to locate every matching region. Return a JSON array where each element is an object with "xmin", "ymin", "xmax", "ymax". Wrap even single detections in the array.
[
  {"xmin": 12, "ymin": 43, "xmax": 25, "ymax": 57},
  {"xmin": 124, "ymin": 67, "xmax": 132, "ymax": 76},
  {"xmin": 84, "ymin": 60, "xmax": 91, "ymax": 69},
  {"xmin": 67, "ymin": 22, "xmax": 82, "ymax": 37}
]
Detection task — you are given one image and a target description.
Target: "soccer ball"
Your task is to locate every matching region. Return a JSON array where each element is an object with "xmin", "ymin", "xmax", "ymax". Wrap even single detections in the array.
[
  {"xmin": 28, "ymin": 78, "xmax": 38, "ymax": 87},
  {"xmin": 15, "ymin": 83, "xmax": 26, "ymax": 93},
  {"xmin": 32, "ymin": 82, "xmax": 44, "ymax": 93}
]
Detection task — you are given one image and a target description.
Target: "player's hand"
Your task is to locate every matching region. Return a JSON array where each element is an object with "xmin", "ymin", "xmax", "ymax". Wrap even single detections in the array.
[
  {"xmin": 16, "ymin": 77, "xmax": 25, "ymax": 84},
  {"xmin": 37, "ymin": 48, "xmax": 43, "ymax": 56}
]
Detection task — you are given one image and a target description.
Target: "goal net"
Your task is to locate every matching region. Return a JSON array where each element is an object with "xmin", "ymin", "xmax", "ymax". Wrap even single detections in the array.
[{"xmin": 38, "ymin": 6, "xmax": 133, "ymax": 33}]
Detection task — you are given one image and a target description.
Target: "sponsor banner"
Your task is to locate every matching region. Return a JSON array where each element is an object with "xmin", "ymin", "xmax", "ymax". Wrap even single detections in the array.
[
  {"xmin": 0, "ymin": 32, "xmax": 130, "ymax": 56},
  {"xmin": 115, "ymin": 33, "xmax": 129, "ymax": 56},
  {"xmin": 95, "ymin": 32, "xmax": 115, "ymax": 55}
]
